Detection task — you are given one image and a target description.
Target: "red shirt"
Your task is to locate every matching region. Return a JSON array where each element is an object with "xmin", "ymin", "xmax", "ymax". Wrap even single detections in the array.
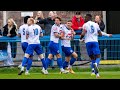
[{"xmin": 71, "ymin": 16, "xmax": 84, "ymax": 30}]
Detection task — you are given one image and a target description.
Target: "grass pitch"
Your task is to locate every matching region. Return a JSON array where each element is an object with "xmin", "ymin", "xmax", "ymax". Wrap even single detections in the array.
[{"xmin": 0, "ymin": 66, "xmax": 120, "ymax": 79}]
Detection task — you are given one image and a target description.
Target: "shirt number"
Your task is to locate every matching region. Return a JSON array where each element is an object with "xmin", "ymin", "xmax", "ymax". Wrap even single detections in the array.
[{"xmin": 34, "ymin": 28, "xmax": 38, "ymax": 35}]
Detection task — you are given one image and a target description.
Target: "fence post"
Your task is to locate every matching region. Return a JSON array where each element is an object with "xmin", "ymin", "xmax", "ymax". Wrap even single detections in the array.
[{"xmin": 103, "ymin": 11, "xmax": 107, "ymax": 60}]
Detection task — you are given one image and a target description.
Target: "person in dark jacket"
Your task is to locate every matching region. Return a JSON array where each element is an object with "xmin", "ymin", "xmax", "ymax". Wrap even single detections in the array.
[
  {"xmin": 95, "ymin": 15, "xmax": 105, "ymax": 31},
  {"xmin": 35, "ymin": 11, "xmax": 45, "ymax": 31},
  {"xmin": 2, "ymin": 18, "xmax": 17, "ymax": 66},
  {"xmin": 36, "ymin": 11, "xmax": 55, "ymax": 36}
]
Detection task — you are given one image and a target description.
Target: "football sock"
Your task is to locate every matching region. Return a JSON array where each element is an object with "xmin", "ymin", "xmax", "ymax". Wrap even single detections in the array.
[
  {"xmin": 91, "ymin": 60, "xmax": 95, "ymax": 71},
  {"xmin": 41, "ymin": 58, "xmax": 47, "ymax": 70},
  {"xmin": 63, "ymin": 61, "xmax": 69, "ymax": 69},
  {"xmin": 46, "ymin": 58, "xmax": 52, "ymax": 68},
  {"xmin": 95, "ymin": 58, "xmax": 100, "ymax": 66},
  {"xmin": 70, "ymin": 57, "xmax": 76, "ymax": 65},
  {"xmin": 26, "ymin": 58, "xmax": 32, "ymax": 71},
  {"xmin": 22, "ymin": 57, "xmax": 28, "ymax": 67},
  {"xmin": 57, "ymin": 58, "xmax": 63, "ymax": 68}
]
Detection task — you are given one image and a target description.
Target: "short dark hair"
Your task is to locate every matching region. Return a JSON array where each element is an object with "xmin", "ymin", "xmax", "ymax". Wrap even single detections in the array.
[
  {"xmin": 67, "ymin": 20, "xmax": 72, "ymax": 22},
  {"xmin": 54, "ymin": 16, "xmax": 62, "ymax": 21},
  {"xmin": 86, "ymin": 14, "xmax": 92, "ymax": 20},
  {"xmin": 75, "ymin": 11, "xmax": 81, "ymax": 15},
  {"xmin": 86, "ymin": 14, "xmax": 92, "ymax": 18},
  {"xmin": 24, "ymin": 16, "xmax": 30, "ymax": 24}
]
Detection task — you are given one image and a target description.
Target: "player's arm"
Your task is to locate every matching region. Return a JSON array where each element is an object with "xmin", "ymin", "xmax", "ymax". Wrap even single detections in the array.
[
  {"xmin": 71, "ymin": 29, "xmax": 75, "ymax": 40},
  {"xmin": 17, "ymin": 33, "xmax": 21, "ymax": 37},
  {"xmin": 54, "ymin": 32, "xmax": 62, "ymax": 38},
  {"xmin": 40, "ymin": 32, "xmax": 43, "ymax": 37},
  {"xmin": 17, "ymin": 28, "xmax": 21, "ymax": 37},
  {"xmin": 80, "ymin": 29, "xmax": 86, "ymax": 40},
  {"xmin": 97, "ymin": 24, "xmax": 102, "ymax": 36},
  {"xmin": 101, "ymin": 31, "xmax": 112, "ymax": 37},
  {"xmin": 26, "ymin": 30, "xmax": 29, "ymax": 39},
  {"xmin": 39, "ymin": 27, "xmax": 43, "ymax": 37},
  {"xmin": 60, "ymin": 31, "xmax": 68, "ymax": 40}
]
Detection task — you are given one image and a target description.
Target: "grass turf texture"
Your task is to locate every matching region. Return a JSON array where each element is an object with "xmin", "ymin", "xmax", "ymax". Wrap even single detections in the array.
[{"xmin": 0, "ymin": 66, "xmax": 120, "ymax": 79}]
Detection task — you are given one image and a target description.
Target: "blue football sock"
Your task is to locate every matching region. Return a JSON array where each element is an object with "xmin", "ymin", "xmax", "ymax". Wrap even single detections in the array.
[
  {"xmin": 95, "ymin": 58, "xmax": 100, "ymax": 66},
  {"xmin": 26, "ymin": 58, "xmax": 32, "ymax": 71},
  {"xmin": 91, "ymin": 60, "xmax": 95, "ymax": 70},
  {"xmin": 57, "ymin": 58, "xmax": 63, "ymax": 68},
  {"xmin": 22, "ymin": 57, "xmax": 29, "ymax": 67},
  {"xmin": 63, "ymin": 61, "xmax": 69, "ymax": 69},
  {"xmin": 70, "ymin": 57, "xmax": 76, "ymax": 65},
  {"xmin": 46, "ymin": 58, "xmax": 52, "ymax": 68},
  {"xmin": 41, "ymin": 58, "xmax": 47, "ymax": 70},
  {"xmin": 50, "ymin": 60, "xmax": 54, "ymax": 67}
]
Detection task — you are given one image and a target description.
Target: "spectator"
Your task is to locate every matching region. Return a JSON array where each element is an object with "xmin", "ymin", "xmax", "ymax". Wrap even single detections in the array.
[
  {"xmin": 71, "ymin": 11, "xmax": 84, "ymax": 60},
  {"xmin": 95, "ymin": 15, "xmax": 105, "ymax": 31},
  {"xmin": 2, "ymin": 18, "xmax": 17, "ymax": 66},
  {"xmin": 35, "ymin": 11, "xmax": 45, "ymax": 31},
  {"xmin": 36, "ymin": 11, "xmax": 55, "ymax": 36}
]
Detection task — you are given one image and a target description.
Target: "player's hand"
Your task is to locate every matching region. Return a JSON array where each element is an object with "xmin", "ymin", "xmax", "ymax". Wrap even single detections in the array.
[
  {"xmin": 0, "ymin": 35, "xmax": 2, "ymax": 37},
  {"xmin": 109, "ymin": 34, "xmax": 112, "ymax": 37},
  {"xmin": 78, "ymin": 27, "xmax": 82, "ymax": 30},
  {"xmin": 67, "ymin": 38, "xmax": 71, "ymax": 40},
  {"xmin": 79, "ymin": 39, "xmax": 84, "ymax": 42},
  {"xmin": 7, "ymin": 34, "xmax": 11, "ymax": 37}
]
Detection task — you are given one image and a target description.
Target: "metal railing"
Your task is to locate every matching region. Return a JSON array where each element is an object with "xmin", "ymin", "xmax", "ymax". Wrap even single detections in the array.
[{"xmin": 0, "ymin": 34, "xmax": 120, "ymax": 66}]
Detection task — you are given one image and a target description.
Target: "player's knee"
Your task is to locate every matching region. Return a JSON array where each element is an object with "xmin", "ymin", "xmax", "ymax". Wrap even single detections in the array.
[
  {"xmin": 73, "ymin": 52, "xmax": 78, "ymax": 59},
  {"xmin": 56, "ymin": 54, "xmax": 61, "ymax": 58},
  {"xmin": 25, "ymin": 53, "xmax": 30, "ymax": 58},
  {"xmin": 48, "ymin": 54, "xmax": 53, "ymax": 60},
  {"xmin": 96, "ymin": 54, "xmax": 100, "ymax": 58},
  {"xmin": 39, "ymin": 54, "xmax": 44, "ymax": 59}
]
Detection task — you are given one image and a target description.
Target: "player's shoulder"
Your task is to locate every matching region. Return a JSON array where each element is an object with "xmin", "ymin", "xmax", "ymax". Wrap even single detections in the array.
[
  {"xmin": 60, "ymin": 24, "xmax": 65, "ymax": 29},
  {"xmin": 52, "ymin": 24, "xmax": 56, "ymax": 28},
  {"xmin": 51, "ymin": 24, "xmax": 57, "ymax": 30},
  {"xmin": 19, "ymin": 24, "xmax": 26, "ymax": 30}
]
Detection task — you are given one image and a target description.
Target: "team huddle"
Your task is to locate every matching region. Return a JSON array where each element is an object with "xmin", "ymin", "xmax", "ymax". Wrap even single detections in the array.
[{"xmin": 17, "ymin": 14, "xmax": 112, "ymax": 78}]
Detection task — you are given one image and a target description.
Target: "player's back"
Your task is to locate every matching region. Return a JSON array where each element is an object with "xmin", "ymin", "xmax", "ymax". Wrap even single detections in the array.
[
  {"xmin": 19, "ymin": 24, "xmax": 29, "ymax": 43},
  {"xmin": 27, "ymin": 24, "xmax": 42, "ymax": 44},
  {"xmin": 83, "ymin": 21, "xmax": 100, "ymax": 43}
]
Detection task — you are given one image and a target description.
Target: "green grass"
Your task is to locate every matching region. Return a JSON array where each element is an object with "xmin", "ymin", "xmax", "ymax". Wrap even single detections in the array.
[{"xmin": 0, "ymin": 67, "xmax": 120, "ymax": 79}]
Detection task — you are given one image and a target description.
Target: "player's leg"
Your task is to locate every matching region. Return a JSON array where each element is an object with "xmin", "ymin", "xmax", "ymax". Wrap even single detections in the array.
[
  {"xmin": 56, "ymin": 54, "xmax": 68, "ymax": 74},
  {"xmin": 18, "ymin": 42, "xmax": 28, "ymax": 69},
  {"xmin": 86, "ymin": 42, "xmax": 96, "ymax": 76},
  {"xmin": 18, "ymin": 44, "xmax": 33, "ymax": 75},
  {"xmin": 62, "ymin": 46, "xmax": 69, "ymax": 69},
  {"xmin": 35, "ymin": 44, "xmax": 48, "ymax": 74},
  {"xmin": 25, "ymin": 56, "xmax": 33, "ymax": 75},
  {"xmin": 46, "ymin": 54, "xmax": 53, "ymax": 68},
  {"xmin": 45, "ymin": 41, "xmax": 54, "ymax": 68},
  {"xmin": 89, "ymin": 55, "xmax": 96, "ymax": 76},
  {"xmin": 68, "ymin": 52, "xmax": 78, "ymax": 74},
  {"xmin": 63, "ymin": 56, "xmax": 70, "ymax": 69},
  {"xmin": 93, "ymin": 42, "xmax": 101, "ymax": 78},
  {"xmin": 18, "ymin": 53, "xmax": 30, "ymax": 75}
]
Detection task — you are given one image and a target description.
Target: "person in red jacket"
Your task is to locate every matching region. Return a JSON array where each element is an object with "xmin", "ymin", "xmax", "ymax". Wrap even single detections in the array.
[{"xmin": 71, "ymin": 11, "xmax": 84, "ymax": 60}]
